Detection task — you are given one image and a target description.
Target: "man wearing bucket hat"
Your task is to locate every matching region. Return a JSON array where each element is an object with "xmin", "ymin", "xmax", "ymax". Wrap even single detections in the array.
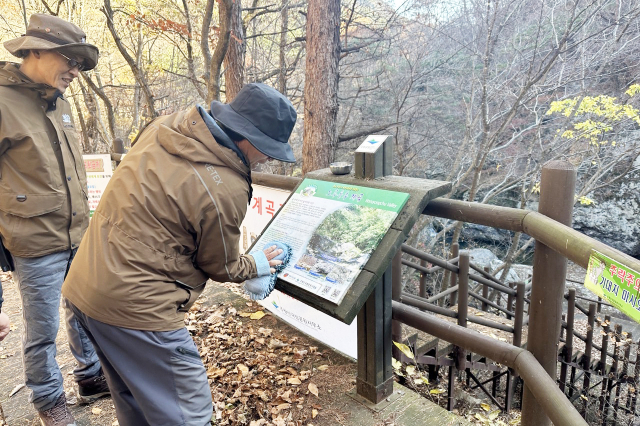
[
  {"xmin": 0, "ymin": 13, "xmax": 107, "ymax": 426},
  {"xmin": 62, "ymin": 83, "xmax": 297, "ymax": 425}
]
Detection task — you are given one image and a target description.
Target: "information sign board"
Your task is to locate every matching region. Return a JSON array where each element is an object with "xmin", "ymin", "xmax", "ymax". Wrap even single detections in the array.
[
  {"xmin": 584, "ymin": 250, "xmax": 640, "ymax": 323},
  {"xmin": 250, "ymin": 178, "xmax": 409, "ymax": 305},
  {"xmin": 240, "ymin": 184, "xmax": 358, "ymax": 358},
  {"xmin": 83, "ymin": 154, "xmax": 113, "ymax": 216}
]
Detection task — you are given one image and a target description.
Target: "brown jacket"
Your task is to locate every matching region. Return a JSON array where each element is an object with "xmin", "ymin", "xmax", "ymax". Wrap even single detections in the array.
[
  {"xmin": 63, "ymin": 106, "xmax": 258, "ymax": 331},
  {"xmin": 0, "ymin": 62, "xmax": 89, "ymax": 257}
]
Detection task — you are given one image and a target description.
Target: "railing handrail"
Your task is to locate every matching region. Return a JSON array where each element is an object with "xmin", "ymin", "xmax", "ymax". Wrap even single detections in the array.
[
  {"xmin": 424, "ymin": 198, "xmax": 640, "ymax": 272},
  {"xmin": 393, "ymin": 301, "xmax": 588, "ymax": 426},
  {"xmin": 221, "ymin": 172, "xmax": 640, "ymax": 274},
  {"xmin": 249, "ymin": 172, "xmax": 613, "ymax": 426}
]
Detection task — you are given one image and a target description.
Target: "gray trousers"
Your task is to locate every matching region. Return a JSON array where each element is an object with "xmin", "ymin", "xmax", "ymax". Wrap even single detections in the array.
[
  {"xmin": 12, "ymin": 250, "xmax": 101, "ymax": 411},
  {"xmin": 67, "ymin": 300, "xmax": 213, "ymax": 426}
]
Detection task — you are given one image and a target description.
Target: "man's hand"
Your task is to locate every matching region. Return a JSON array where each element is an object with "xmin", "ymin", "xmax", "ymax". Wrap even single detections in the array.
[
  {"xmin": 0, "ymin": 312, "xmax": 10, "ymax": 341},
  {"xmin": 263, "ymin": 245, "xmax": 283, "ymax": 274}
]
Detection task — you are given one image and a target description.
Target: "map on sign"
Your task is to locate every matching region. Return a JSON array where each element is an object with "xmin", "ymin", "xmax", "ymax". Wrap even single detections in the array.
[
  {"xmin": 251, "ymin": 178, "xmax": 409, "ymax": 305},
  {"xmin": 584, "ymin": 250, "xmax": 640, "ymax": 324}
]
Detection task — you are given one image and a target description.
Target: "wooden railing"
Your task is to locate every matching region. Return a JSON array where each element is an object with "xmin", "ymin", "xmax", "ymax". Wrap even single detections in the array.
[{"xmin": 249, "ymin": 169, "xmax": 601, "ymax": 426}]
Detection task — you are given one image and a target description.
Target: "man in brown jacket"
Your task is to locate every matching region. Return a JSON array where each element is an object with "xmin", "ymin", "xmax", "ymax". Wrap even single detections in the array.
[
  {"xmin": 63, "ymin": 83, "xmax": 296, "ymax": 426},
  {"xmin": 1, "ymin": 14, "xmax": 108, "ymax": 426}
]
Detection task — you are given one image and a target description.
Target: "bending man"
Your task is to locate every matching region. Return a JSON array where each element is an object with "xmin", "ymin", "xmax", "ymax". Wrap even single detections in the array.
[{"xmin": 63, "ymin": 83, "xmax": 297, "ymax": 425}]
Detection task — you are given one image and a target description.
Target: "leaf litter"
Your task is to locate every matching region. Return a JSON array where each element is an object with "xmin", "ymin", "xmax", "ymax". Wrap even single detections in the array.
[{"xmin": 187, "ymin": 300, "xmax": 355, "ymax": 425}]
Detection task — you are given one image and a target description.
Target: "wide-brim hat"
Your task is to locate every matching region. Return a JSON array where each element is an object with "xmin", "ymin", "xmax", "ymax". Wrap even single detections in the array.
[
  {"xmin": 210, "ymin": 83, "xmax": 297, "ymax": 163},
  {"xmin": 3, "ymin": 14, "xmax": 99, "ymax": 70}
]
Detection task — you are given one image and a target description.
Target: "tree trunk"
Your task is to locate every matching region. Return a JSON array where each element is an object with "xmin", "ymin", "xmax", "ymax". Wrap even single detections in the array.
[
  {"xmin": 81, "ymin": 72, "xmax": 117, "ymax": 146},
  {"xmin": 223, "ymin": 0, "xmax": 245, "ymax": 101},
  {"xmin": 302, "ymin": 0, "xmax": 340, "ymax": 174},
  {"xmin": 102, "ymin": 0, "xmax": 157, "ymax": 118},
  {"xmin": 206, "ymin": 0, "xmax": 233, "ymax": 103},
  {"xmin": 278, "ymin": 1, "xmax": 289, "ymax": 94},
  {"xmin": 182, "ymin": 0, "xmax": 207, "ymax": 100}
]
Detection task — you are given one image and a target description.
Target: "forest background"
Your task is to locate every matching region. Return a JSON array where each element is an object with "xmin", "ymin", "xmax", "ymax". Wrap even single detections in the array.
[{"xmin": 2, "ymin": 0, "xmax": 640, "ymax": 270}]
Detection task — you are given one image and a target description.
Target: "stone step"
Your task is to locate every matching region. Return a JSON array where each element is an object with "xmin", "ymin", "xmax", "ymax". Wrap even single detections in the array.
[{"xmin": 346, "ymin": 382, "xmax": 473, "ymax": 426}]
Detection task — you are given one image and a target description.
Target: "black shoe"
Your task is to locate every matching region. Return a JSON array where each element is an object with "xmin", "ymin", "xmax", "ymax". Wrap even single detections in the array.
[{"xmin": 77, "ymin": 374, "xmax": 110, "ymax": 404}]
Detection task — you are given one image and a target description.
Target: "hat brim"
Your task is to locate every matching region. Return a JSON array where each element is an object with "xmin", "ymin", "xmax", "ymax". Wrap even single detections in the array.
[
  {"xmin": 3, "ymin": 36, "xmax": 99, "ymax": 70},
  {"xmin": 210, "ymin": 101, "xmax": 296, "ymax": 163}
]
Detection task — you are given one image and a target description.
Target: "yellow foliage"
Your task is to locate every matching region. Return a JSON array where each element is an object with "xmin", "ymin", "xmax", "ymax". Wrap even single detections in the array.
[
  {"xmin": 577, "ymin": 196, "xmax": 596, "ymax": 206},
  {"xmin": 547, "ymin": 86, "xmax": 640, "ymax": 146},
  {"xmin": 531, "ymin": 182, "xmax": 540, "ymax": 194},
  {"xmin": 626, "ymin": 84, "xmax": 640, "ymax": 97}
]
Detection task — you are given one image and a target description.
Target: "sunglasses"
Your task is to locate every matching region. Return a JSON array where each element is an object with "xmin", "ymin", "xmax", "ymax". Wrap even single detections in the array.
[{"xmin": 57, "ymin": 51, "xmax": 86, "ymax": 71}]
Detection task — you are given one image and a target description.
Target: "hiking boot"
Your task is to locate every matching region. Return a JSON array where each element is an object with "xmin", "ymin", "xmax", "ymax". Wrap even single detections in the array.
[
  {"xmin": 38, "ymin": 393, "xmax": 76, "ymax": 426},
  {"xmin": 77, "ymin": 373, "xmax": 110, "ymax": 404}
]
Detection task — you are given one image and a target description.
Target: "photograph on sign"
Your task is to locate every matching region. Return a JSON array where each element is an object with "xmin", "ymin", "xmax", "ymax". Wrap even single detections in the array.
[
  {"xmin": 250, "ymin": 178, "xmax": 409, "ymax": 305},
  {"xmin": 584, "ymin": 250, "xmax": 640, "ymax": 324}
]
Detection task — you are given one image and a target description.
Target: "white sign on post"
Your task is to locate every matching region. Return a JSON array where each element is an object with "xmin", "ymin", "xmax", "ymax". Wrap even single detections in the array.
[
  {"xmin": 355, "ymin": 134, "xmax": 387, "ymax": 153},
  {"xmin": 240, "ymin": 184, "xmax": 358, "ymax": 359},
  {"xmin": 83, "ymin": 154, "xmax": 113, "ymax": 217}
]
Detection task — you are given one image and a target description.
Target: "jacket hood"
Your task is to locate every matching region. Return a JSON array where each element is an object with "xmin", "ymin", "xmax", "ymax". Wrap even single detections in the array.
[
  {"xmin": 155, "ymin": 106, "xmax": 250, "ymax": 180},
  {"xmin": 0, "ymin": 62, "xmax": 61, "ymax": 102}
]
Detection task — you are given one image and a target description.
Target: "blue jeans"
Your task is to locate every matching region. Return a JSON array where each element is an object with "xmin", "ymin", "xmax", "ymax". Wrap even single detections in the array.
[{"xmin": 12, "ymin": 250, "xmax": 101, "ymax": 411}]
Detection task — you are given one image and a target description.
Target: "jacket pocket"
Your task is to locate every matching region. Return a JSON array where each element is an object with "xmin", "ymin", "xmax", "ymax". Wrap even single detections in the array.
[
  {"xmin": 0, "ymin": 192, "xmax": 65, "ymax": 218},
  {"xmin": 175, "ymin": 280, "xmax": 206, "ymax": 313}
]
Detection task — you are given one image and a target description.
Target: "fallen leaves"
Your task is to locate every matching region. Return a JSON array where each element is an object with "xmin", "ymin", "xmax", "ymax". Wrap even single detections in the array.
[
  {"xmin": 189, "ymin": 302, "xmax": 333, "ymax": 425},
  {"xmin": 308, "ymin": 383, "xmax": 319, "ymax": 397},
  {"xmin": 250, "ymin": 311, "xmax": 266, "ymax": 320},
  {"xmin": 393, "ymin": 341, "xmax": 415, "ymax": 360}
]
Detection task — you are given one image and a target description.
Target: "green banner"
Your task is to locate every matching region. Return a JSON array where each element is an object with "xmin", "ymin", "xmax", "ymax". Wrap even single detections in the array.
[
  {"xmin": 584, "ymin": 250, "xmax": 640, "ymax": 324},
  {"xmin": 295, "ymin": 178, "xmax": 409, "ymax": 213}
]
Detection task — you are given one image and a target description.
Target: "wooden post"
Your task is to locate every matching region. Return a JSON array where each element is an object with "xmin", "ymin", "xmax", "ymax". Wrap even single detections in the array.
[
  {"xmin": 391, "ymin": 250, "xmax": 403, "ymax": 360},
  {"xmin": 582, "ymin": 303, "xmax": 596, "ymax": 417},
  {"xmin": 356, "ymin": 263, "xmax": 394, "ymax": 403},
  {"xmin": 624, "ymin": 332, "xmax": 633, "ymax": 410},
  {"xmin": 419, "ymin": 259, "xmax": 428, "ymax": 299},
  {"xmin": 506, "ymin": 281, "xmax": 515, "ymax": 320},
  {"xmin": 449, "ymin": 251, "xmax": 469, "ymax": 411},
  {"xmin": 448, "ymin": 243, "xmax": 459, "ymax": 306},
  {"xmin": 482, "ymin": 266, "xmax": 489, "ymax": 312},
  {"xmin": 521, "ymin": 161, "xmax": 576, "ymax": 426},
  {"xmin": 598, "ymin": 315, "xmax": 610, "ymax": 420},
  {"xmin": 631, "ymin": 336, "xmax": 640, "ymax": 412},
  {"xmin": 506, "ymin": 282, "xmax": 526, "ymax": 412},
  {"xmin": 559, "ymin": 289, "xmax": 575, "ymax": 394}
]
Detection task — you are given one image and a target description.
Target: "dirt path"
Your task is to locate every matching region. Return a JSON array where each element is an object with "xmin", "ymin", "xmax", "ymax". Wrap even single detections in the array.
[
  {"xmin": 0, "ymin": 273, "xmax": 364, "ymax": 426},
  {"xmin": 0, "ymin": 271, "xmax": 118, "ymax": 425}
]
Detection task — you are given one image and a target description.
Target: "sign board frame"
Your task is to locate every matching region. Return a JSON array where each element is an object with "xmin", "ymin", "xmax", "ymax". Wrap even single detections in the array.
[{"xmin": 248, "ymin": 168, "xmax": 451, "ymax": 324}]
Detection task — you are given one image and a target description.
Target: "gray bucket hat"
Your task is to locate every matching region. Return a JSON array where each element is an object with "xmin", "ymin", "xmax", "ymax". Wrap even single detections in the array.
[
  {"xmin": 4, "ymin": 14, "xmax": 99, "ymax": 71},
  {"xmin": 210, "ymin": 83, "xmax": 297, "ymax": 163}
]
